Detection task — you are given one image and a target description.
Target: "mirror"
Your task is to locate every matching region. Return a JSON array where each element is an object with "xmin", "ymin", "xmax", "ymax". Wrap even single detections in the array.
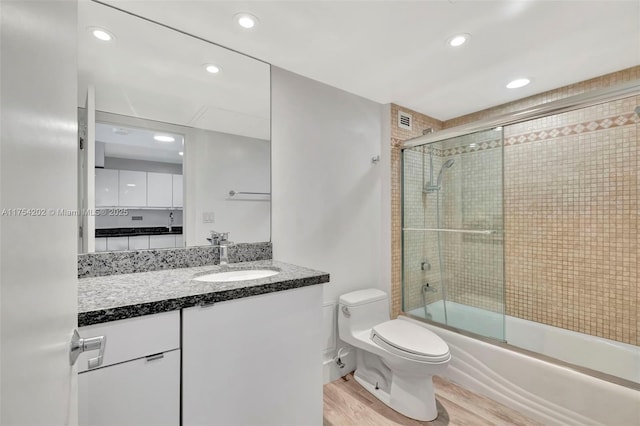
[{"xmin": 77, "ymin": 1, "xmax": 270, "ymax": 253}]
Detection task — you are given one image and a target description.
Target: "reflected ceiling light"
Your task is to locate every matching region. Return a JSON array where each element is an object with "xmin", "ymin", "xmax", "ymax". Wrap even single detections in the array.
[
  {"xmin": 469, "ymin": 143, "xmax": 478, "ymax": 148},
  {"xmin": 126, "ymin": 184, "xmax": 136, "ymax": 187},
  {"xmin": 494, "ymin": 126, "xmax": 503, "ymax": 131},
  {"xmin": 204, "ymin": 64, "xmax": 221, "ymax": 74},
  {"xmin": 90, "ymin": 27, "xmax": 114, "ymax": 41},
  {"xmin": 178, "ymin": 151, "xmax": 184, "ymax": 156},
  {"xmin": 506, "ymin": 78, "xmax": 530, "ymax": 89},
  {"xmin": 234, "ymin": 12, "xmax": 258, "ymax": 29},
  {"xmin": 154, "ymin": 135, "xmax": 175, "ymax": 142},
  {"xmin": 113, "ymin": 127, "xmax": 129, "ymax": 135},
  {"xmin": 447, "ymin": 33, "xmax": 469, "ymax": 47}
]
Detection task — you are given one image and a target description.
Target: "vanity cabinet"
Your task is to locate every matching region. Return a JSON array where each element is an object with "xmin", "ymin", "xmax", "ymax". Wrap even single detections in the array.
[
  {"xmin": 182, "ymin": 285, "xmax": 323, "ymax": 426},
  {"xmin": 147, "ymin": 172, "xmax": 173, "ymax": 207},
  {"xmin": 78, "ymin": 311, "xmax": 180, "ymax": 426},
  {"xmin": 118, "ymin": 170, "xmax": 147, "ymax": 206}
]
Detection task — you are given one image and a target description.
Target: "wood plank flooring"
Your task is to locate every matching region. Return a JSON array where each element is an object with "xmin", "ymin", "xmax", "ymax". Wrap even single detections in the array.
[{"xmin": 323, "ymin": 374, "xmax": 542, "ymax": 426}]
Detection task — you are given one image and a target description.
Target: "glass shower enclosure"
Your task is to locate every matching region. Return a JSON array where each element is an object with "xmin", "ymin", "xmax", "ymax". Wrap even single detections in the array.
[{"xmin": 402, "ymin": 128, "xmax": 505, "ymax": 341}]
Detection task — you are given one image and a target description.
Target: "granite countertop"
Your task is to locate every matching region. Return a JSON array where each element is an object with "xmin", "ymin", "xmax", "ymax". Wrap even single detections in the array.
[
  {"xmin": 78, "ymin": 260, "xmax": 329, "ymax": 326},
  {"xmin": 95, "ymin": 226, "xmax": 183, "ymax": 238}
]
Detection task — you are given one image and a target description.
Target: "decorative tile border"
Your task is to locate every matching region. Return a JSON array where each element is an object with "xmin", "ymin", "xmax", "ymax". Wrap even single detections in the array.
[
  {"xmin": 78, "ymin": 242, "xmax": 272, "ymax": 278},
  {"xmin": 505, "ymin": 112, "xmax": 638, "ymax": 147},
  {"xmin": 401, "ymin": 112, "xmax": 638, "ymax": 157}
]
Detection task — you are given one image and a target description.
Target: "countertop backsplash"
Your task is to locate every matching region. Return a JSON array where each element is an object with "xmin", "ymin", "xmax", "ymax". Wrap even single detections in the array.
[{"xmin": 78, "ymin": 242, "xmax": 272, "ymax": 278}]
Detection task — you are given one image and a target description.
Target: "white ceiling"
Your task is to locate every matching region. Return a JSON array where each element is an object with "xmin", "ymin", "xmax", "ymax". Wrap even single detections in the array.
[
  {"xmin": 103, "ymin": 0, "xmax": 640, "ymax": 121},
  {"xmin": 78, "ymin": 1, "xmax": 270, "ymax": 140},
  {"xmin": 96, "ymin": 122, "xmax": 184, "ymax": 164}
]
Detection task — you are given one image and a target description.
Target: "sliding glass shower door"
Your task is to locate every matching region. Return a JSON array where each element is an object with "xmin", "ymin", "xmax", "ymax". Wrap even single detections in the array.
[{"xmin": 402, "ymin": 129, "xmax": 505, "ymax": 341}]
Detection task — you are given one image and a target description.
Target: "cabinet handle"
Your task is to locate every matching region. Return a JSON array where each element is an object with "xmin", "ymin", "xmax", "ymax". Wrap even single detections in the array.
[{"xmin": 146, "ymin": 353, "xmax": 164, "ymax": 362}]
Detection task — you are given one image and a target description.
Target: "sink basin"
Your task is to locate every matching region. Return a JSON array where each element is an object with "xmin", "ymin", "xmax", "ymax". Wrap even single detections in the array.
[{"xmin": 193, "ymin": 269, "xmax": 279, "ymax": 283}]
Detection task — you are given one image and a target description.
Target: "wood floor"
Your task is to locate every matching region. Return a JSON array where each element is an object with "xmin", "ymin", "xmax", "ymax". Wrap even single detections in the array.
[{"xmin": 323, "ymin": 374, "xmax": 542, "ymax": 426}]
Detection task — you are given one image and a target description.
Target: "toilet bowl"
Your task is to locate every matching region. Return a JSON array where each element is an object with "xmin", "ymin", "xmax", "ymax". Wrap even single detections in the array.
[{"xmin": 338, "ymin": 289, "xmax": 450, "ymax": 421}]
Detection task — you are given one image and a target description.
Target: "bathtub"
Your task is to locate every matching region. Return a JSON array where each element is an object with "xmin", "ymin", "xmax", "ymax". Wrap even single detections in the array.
[
  {"xmin": 406, "ymin": 303, "xmax": 640, "ymax": 425},
  {"xmin": 410, "ymin": 301, "xmax": 639, "ymax": 384}
]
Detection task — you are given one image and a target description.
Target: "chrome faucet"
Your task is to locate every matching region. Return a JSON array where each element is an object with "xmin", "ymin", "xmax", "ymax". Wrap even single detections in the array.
[
  {"xmin": 168, "ymin": 212, "xmax": 174, "ymax": 232},
  {"xmin": 207, "ymin": 231, "xmax": 233, "ymax": 266}
]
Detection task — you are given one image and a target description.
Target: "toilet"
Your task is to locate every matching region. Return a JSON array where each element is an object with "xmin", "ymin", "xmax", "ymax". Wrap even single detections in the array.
[{"xmin": 338, "ymin": 289, "xmax": 451, "ymax": 421}]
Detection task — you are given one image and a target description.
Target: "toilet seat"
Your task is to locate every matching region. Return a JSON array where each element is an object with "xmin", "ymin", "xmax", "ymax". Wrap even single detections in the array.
[{"xmin": 371, "ymin": 319, "xmax": 450, "ymax": 363}]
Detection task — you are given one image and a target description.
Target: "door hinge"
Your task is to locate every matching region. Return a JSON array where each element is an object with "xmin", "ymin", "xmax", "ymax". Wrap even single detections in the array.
[
  {"xmin": 79, "ymin": 137, "xmax": 84, "ymax": 150},
  {"xmin": 79, "ymin": 226, "xmax": 83, "ymax": 238}
]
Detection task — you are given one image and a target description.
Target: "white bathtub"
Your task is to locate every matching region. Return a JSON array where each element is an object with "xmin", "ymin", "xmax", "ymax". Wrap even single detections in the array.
[
  {"xmin": 410, "ymin": 301, "xmax": 639, "ymax": 384},
  {"xmin": 406, "ymin": 304, "xmax": 640, "ymax": 425}
]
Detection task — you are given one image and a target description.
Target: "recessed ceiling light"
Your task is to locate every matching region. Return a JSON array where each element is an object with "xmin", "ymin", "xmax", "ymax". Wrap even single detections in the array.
[
  {"xmin": 447, "ymin": 33, "xmax": 469, "ymax": 47},
  {"xmin": 126, "ymin": 184, "xmax": 136, "ymax": 187},
  {"xmin": 234, "ymin": 12, "xmax": 258, "ymax": 29},
  {"xmin": 154, "ymin": 135, "xmax": 175, "ymax": 142},
  {"xmin": 204, "ymin": 64, "xmax": 221, "ymax": 74},
  {"xmin": 494, "ymin": 126, "xmax": 503, "ymax": 131},
  {"xmin": 178, "ymin": 151, "xmax": 184, "ymax": 156},
  {"xmin": 90, "ymin": 27, "xmax": 114, "ymax": 42},
  {"xmin": 506, "ymin": 78, "xmax": 530, "ymax": 89}
]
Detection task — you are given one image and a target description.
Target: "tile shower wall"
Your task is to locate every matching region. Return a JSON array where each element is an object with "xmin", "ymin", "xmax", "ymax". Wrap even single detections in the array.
[
  {"xmin": 504, "ymin": 96, "xmax": 638, "ymax": 345},
  {"xmin": 392, "ymin": 65, "xmax": 640, "ymax": 346}
]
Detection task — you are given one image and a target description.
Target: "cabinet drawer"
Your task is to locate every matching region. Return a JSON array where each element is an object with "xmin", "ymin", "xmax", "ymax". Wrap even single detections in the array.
[
  {"xmin": 149, "ymin": 234, "xmax": 176, "ymax": 249},
  {"xmin": 78, "ymin": 311, "xmax": 179, "ymax": 373},
  {"xmin": 128, "ymin": 235, "xmax": 149, "ymax": 250},
  {"xmin": 106, "ymin": 236, "xmax": 128, "ymax": 251},
  {"xmin": 79, "ymin": 349, "xmax": 180, "ymax": 426}
]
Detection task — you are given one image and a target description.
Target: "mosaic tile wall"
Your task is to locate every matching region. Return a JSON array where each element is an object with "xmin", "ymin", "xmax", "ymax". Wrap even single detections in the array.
[
  {"xmin": 392, "ymin": 65, "xmax": 640, "ymax": 346},
  {"xmin": 504, "ymin": 96, "xmax": 638, "ymax": 345}
]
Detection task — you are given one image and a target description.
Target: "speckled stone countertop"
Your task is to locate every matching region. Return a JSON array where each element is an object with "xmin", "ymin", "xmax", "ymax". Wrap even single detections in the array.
[{"xmin": 78, "ymin": 260, "xmax": 329, "ymax": 326}]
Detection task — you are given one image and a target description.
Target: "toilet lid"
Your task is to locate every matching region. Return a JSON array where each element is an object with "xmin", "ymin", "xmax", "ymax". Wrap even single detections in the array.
[{"xmin": 371, "ymin": 319, "xmax": 450, "ymax": 363}]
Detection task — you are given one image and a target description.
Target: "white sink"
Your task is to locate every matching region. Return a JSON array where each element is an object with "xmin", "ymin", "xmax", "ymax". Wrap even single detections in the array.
[{"xmin": 193, "ymin": 269, "xmax": 279, "ymax": 283}]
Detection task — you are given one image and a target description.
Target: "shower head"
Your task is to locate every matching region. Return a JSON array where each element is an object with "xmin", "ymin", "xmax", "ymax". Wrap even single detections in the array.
[
  {"xmin": 442, "ymin": 159, "xmax": 455, "ymax": 169},
  {"xmin": 436, "ymin": 159, "xmax": 455, "ymax": 187}
]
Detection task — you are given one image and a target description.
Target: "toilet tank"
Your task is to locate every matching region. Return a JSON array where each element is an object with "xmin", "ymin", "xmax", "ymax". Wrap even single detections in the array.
[{"xmin": 338, "ymin": 289, "xmax": 390, "ymax": 335}]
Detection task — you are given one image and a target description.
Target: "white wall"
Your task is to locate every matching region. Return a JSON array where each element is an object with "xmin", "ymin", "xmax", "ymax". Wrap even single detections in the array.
[
  {"xmin": 271, "ymin": 67, "xmax": 390, "ymax": 379},
  {"xmin": 1, "ymin": 1, "xmax": 79, "ymax": 423},
  {"xmin": 185, "ymin": 129, "xmax": 270, "ymax": 245}
]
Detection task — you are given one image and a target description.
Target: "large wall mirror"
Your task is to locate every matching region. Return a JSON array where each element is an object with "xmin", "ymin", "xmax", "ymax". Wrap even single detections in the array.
[{"xmin": 77, "ymin": 1, "xmax": 270, "ymax": 253}]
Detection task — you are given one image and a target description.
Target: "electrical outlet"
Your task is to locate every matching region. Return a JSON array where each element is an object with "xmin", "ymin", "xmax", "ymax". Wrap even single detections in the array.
[{"xmin": 202, "ymin": 212, "xmax": 215, "ymax": 223}]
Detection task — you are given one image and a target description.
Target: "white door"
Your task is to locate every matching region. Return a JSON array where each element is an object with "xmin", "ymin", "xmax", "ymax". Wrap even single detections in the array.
[{"xmin": 0, "ymin": 1, "xmax": 79, "ymax": 425}]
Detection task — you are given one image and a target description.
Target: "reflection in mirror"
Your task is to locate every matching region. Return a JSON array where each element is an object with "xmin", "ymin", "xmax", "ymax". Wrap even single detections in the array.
[{"xmin": 77, "ymin": 1, "xmax": 271, "ymax": 253}]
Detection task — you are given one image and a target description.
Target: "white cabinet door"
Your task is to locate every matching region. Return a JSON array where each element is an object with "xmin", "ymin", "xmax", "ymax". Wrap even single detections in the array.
[
  {"xmin": 95, "ymin": 169, "xmax": 118, "ymax": 207},
  {"xmin": 175, "ymin": 235, "xmax": 184, "ymax": 248},
  {"xmin": 128, "ymin": 235, "xmax": 149, "ymax": 250},
  {"xmin": 147, "ymin": 172, "xmax": 173, "ymax": 207},
  {"xmin": 106, "ymin": 237, "xmax": 128, "ymax": 251},
  {"xmin": 149, "ymin": 235, "xmax": 176, "ymax": 249},
  {"xmin": 118, "ymin": 170, "xmax": 147, "ymax": 207},
  {"xmin": 94, "ymin": 237, "xmax": 107, "ymax": 252},
  {"xmin": 172, "ymin": 174, "xmax": 183, "ymax": 208},
  {"xmin": 182, "ymin": 286, "xmax": 323, "ymax": 426},
  {"xmin": 78, "ymin": 349, "xmax": 180, "ymax": 426}
]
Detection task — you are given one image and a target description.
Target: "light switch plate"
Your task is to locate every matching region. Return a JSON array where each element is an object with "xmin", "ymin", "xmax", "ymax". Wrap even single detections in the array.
[{"xmin": 202, "ymin": 212, "xmax": 215, "ymax": 223}]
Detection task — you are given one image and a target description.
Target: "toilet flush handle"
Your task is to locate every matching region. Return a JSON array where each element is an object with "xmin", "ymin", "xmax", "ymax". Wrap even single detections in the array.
[{"xmin": 341, "ymin": 306, "xmax": 351, "ymax": 317}]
